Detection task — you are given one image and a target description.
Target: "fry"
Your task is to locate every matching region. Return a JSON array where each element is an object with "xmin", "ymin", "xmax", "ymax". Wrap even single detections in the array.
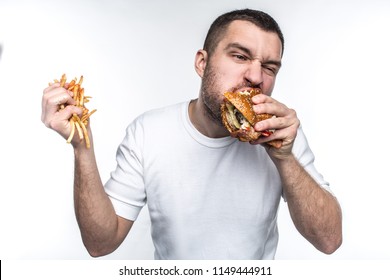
[
  {"xmin": 79, "ymin": 120, "xmax": 90, "ymax": 148},
  {"xmin": 79, "ymin": 88, "xmax": 85, "ymax": 106},
  {"xmin": 66, "ymin": 119, "xmax": 76, "ymax": 143},
  {"xmin": 50, "ymin": 74, "xmax": 96, "ymax": 148},
  {"xmin": 81, "ymin": 109, "xmax": 97, "ymax": 122},
  {"xmin": 67, "ymin": 79, "xmax": 76, "ymax": 90},
  {"xmin": 73, "ymin": 84, "xmax": 80, "ymax": 104},
  {"xmin": 60, "ymin": 74, "xmax": 66, "ymax": 87},
  {"xmin": 78, "ymin": 75, "xmax": 83, "ymax": 87},
  {"xmin": 74, "ymin": 120, "xmax": 84, "ymax": 140},
  {"xmin": 58, "ymin": 74, "xmax": 67, "ymax": 110}
]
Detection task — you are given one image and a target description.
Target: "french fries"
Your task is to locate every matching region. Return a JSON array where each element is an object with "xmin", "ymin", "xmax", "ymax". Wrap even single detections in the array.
[{"xmin": 50, "ymin": 74, "xmax": 96, "ymax": 148}]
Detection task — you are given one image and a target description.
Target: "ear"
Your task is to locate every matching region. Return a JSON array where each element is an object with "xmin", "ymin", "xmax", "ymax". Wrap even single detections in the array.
[{"xmin": 194, "ymin": 49, "xmax": 208, "ymax": 78}]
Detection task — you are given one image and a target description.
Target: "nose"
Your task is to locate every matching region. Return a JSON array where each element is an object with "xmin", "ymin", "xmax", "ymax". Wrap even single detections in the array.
[{"xmin": 244, "ymin": 60, "xmax": 263, "ymax": 87}]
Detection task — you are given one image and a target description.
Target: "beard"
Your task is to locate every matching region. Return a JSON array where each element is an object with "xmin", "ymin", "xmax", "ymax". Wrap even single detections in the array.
[
  {"xmin": 200, "ymin": 64, "xmax": 259, "ymax": 127},
  {"xmin": 200, "ymin": 65, "xmax": 224, "ymax": 126}
]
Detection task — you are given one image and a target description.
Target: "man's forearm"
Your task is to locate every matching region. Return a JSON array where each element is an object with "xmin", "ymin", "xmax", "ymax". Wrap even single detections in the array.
[
  {"xmin": 73, "ymin": 146, "xmax": 123, "ymax": 257},
  {"xmin": 274, "ymin": 155, "xmax": 342, "ymax": 254}
]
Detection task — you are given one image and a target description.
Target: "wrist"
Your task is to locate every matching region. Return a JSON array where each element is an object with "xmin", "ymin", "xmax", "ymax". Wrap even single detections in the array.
[
  {"xmin": 270, "ymin": 153, "xmax": 300, "ymax": 177},
  {"xmin": 72, "ymin": 125, "xmax": 94, "ymax": 153},
  {"xmin": 73, "ymin": 142, "xmax": 94, "ymax": 158}
]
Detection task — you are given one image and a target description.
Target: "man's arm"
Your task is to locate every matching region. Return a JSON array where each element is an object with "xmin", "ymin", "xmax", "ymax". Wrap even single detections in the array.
[
  {"xmin": 251, "ymin": 94, "xmax": 342, "ymax": 254},
  {"xmin": 272, "ymin": 154, "xmax": 342, "ymax": 254},
  {"xmin": 73, "ymin": 142, "xmax": 133, "ymax": 257},
  {"xmin": 41, "ymin": 83, "xmax": 132, "ymax": 257}
]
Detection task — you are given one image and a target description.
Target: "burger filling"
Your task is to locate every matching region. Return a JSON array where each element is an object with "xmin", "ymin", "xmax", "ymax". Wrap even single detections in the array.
[{"xmin": 226, "ymin": 102, "xmax": 251, "ymax": 130}]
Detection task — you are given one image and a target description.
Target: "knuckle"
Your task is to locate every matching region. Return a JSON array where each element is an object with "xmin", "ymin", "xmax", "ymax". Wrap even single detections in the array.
[
  {"xmin": 253, "ymin": 104, "xmax": 262, "ymax": 114},
  {"xmin": 43, "ymin": 119, "xmax": 52, "ymax": 128},
  {"xmin": 41, "ymin": 93, "xmax": 50, "ymax": 104},
  {"xmin": 288, "ymin": 108, "xmax": 297, "ymax": 117},
  {"xmin": 42, "ymin": 87, "xmax": 50, "ymax": 95},
  {"xmin": 277, "ymin": 117, "xmax": 284, "ymax": 127},
  {"xmin": 43, "ymin": 94, "xmax": 58, "ymax": 107},
  {"xmin": 46, "ymin": 119, "xmax": 56, "ymax": 129},
  {"xmin": 48, "ymin": 120, "xmax": 64, "ymax": 133},
  {"xmin": 292, "ymin": 108, "xmax": 297, "ymax": 114}
]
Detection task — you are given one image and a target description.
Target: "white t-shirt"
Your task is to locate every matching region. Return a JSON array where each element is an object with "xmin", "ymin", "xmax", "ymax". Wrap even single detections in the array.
[{"xmin": 104, "ymin": 101, "xmax": 329, "ymax": 259}]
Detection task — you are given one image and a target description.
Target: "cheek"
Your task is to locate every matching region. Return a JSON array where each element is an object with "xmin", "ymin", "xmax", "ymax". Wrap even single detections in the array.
[
  {"xmin": 218, "ymin": 69, "xmax": 247, "ymax": 92},
  {"xmin": 211, "ymin": 57, "xmax": 245, "ymax": 85},
  {"xmin": 261, "ymin": 77, "xmax": 277, "ymax": 96},
  {"xmin": 220, "ymin": 59, "xmax": 245, "ymax": 77}
]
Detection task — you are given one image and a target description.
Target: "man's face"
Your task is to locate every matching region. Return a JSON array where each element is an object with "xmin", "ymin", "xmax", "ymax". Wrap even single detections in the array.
[{"xmin": 200, "ymin": 20, "xmax": 283, "ymax": 125}]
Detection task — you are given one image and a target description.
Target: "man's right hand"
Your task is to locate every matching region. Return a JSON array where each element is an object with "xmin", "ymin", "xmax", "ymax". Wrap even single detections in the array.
[{"xmin": 41, "ymin": 83, "xmax": 84, "ymax": 147}]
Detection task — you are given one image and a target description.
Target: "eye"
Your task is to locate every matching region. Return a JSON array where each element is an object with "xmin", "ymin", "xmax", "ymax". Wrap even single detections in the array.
[
  {"xmin": 232, "ymin": 53, "xmax": 248, "ymax": 61},
  {"xmin": 262, "ymin": 65, "xmax": 278, "ymax": 76}
]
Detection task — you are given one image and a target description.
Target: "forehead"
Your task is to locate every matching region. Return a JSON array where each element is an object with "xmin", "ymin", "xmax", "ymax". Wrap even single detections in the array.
[{"xmin": 217, "ymin": 20, "xmax": 282, "ymax": 58}]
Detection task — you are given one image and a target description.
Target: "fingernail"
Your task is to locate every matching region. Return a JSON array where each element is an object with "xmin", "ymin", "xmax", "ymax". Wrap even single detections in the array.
[
  {"xmin": 251, "ymin": 95, "xmax": 259, "ymax": 103},
  {"xmin": 254, "ymin": 122, "xmax": 263, "ymax": 131}
]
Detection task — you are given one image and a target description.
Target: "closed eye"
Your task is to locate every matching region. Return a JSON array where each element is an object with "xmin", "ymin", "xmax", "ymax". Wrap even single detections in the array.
[
  {"xmin": 262, "ymin": 63, "xmax": 281, "ymax": 76},
  {"xmin": 263, "ymin": 66, "xmax": 277, "ymax": 75}
]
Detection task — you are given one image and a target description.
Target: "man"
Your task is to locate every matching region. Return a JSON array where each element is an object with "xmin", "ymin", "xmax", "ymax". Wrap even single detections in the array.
[{"xmin": 41, "ymin": 9, "xmax": 342, "ymax": 259}]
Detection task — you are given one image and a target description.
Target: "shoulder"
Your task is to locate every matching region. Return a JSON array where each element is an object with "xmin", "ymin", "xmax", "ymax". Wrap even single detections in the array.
[
  {"xmin": 126, "ymin": 101, "xmax": 188, "ymax": 136},
  {"xmin": 137, "ymin": 102, "xmax": 186, "ymax": 123}
]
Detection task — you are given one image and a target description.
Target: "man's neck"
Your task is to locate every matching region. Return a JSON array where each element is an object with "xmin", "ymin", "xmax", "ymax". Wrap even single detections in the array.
[{"xmin": 188, "ymin": 98, "xmax": 230, "ymax": 138}]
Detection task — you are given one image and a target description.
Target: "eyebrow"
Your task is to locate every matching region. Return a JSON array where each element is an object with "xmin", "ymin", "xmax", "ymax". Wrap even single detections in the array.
[
  {"xmin": 224, "ymin": 42, "xmax": 252, "ymax": 56},
  {"xmin": 224, "ymin": 42, "xmax": 282, "ymax": 68}
]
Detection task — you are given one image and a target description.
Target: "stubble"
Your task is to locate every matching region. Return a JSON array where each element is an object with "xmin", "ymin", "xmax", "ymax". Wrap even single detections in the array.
[{"xmin": 199, "ymin": 65, "xmax": 225, "ymax": 126}]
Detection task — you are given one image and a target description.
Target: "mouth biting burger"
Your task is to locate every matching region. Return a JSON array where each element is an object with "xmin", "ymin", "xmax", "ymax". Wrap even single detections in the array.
[{"xmin": 221, "ymin": 88, "xmax": 282, "ymax": 148}]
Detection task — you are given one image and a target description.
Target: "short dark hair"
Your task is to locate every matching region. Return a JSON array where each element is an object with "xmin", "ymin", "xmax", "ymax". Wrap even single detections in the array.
[{"xmin": 203, "ymin": 9, "xmax": 284, "ymax": 56}]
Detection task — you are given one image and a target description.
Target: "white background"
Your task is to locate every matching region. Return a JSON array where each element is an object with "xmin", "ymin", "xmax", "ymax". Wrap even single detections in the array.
[{"xmin": 0, "ymin": 0, "xmax": 389, "ymax": 260}]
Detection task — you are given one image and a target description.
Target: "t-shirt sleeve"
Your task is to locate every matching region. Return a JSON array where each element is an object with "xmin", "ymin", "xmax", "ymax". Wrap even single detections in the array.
[
  {"xmin": 104, "ymin": 118, "xmax": 146, "ymax": 221},
  {"xmin": 292, "ymin": 126, "xmax": 332, "ymax": 194}
]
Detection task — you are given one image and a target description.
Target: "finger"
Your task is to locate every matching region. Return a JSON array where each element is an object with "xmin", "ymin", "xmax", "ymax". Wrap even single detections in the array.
[
  {"xmin": 251, "ymin": 93, "xmax": 274, "ymax": 105},
  {"xmin": 41, "ymin": 94, "xmax": 72, "ymax": 121},
  {"xmin": 254, "ymin": 115, "xmax": 287, "ymax": 132},
  {"xmin": 41, "ymin": 91, "xmax": 77, "ymax": 123},
  {"xmin": 250, "ymin": 127, "xmax": 286, "ymax": 146},
  {"xmin": 252, "ymin": 117, "xmax": 299, "ymax": 148},
  {"xmin": 43, "ymin": 84, "xmax": 74, "ymax": 99},
  {"xmin": 250, "ymin": 136, "xmax": 283, "ymax": 148},
  {"xmin": 252, "ymin": 95, "xmax": 286, "ymax": 117},
  {"xmin": 255, "ymin": 102, "xmax": 293, "ymax": 124},
  {"xmin": 252, "ymin": 102, "xmax": 277, "ymax": 115},
  {"xmin": 56, "ymin": 105, "xmax": 83, "ymax": 122},
  {"xmin": 43, "ymin": 82, "xmax": 61, "ymax": 94},
  {"xmin": 43, "ymin": 88, "xmax": 76, "ymax": 109},
  {"xmin": 42, "ymin": 104, "xmax": 83, "ymax": 133}
]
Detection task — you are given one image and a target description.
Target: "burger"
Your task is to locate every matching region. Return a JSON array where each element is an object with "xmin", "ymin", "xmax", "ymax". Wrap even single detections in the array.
[{"xmin": 221, "ymin": 88, "xmax": 282, "ymax": 148}]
